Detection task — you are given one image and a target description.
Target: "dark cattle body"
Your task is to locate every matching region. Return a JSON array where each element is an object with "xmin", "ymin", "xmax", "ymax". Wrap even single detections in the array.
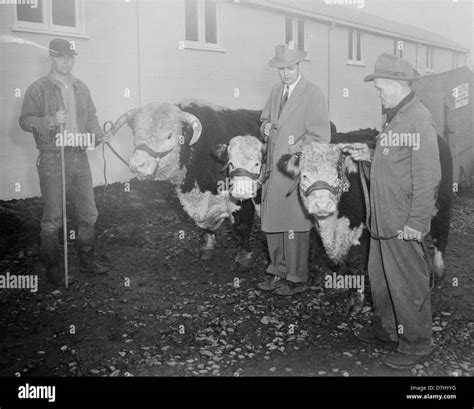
[
  {"xmin": 279, "ymin": 124, "xmax": 453, "ymax": 284},
  {"xmin": 107, "ymin": 101, "xmax": 262, "ymax": 266},
  {"xmin": 178, "ymin": 103, "xmax": 263, "ymax": 194}
]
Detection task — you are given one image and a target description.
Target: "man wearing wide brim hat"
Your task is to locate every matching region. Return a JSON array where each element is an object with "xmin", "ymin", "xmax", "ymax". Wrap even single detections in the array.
[
  {"xmin": 345, "ymin": 53, "xmax": 441, "ymax": 370},
  {"xmin": 257, "ymin": 43, "xmax": 330, "ymax": 296}
]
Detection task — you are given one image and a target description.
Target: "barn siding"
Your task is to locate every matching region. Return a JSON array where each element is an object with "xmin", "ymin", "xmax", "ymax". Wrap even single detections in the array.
[{"xmin": 0, "ymin": 0, "xmax": 470, "ymax": 199}]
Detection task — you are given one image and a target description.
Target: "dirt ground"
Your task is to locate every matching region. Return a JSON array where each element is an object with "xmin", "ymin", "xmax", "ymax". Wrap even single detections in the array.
[{"xmin": 0, "ymin": 179, "xmax": 472, "ymax": 378}]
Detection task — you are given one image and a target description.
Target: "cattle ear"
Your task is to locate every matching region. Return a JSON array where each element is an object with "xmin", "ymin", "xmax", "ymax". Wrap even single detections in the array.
[
  {"xmin": 336, "ymin": 144, "xmax": 358, "ymax": 174},
  {"xmin": 181, "ymin": 123, "xmax": 194, "ymax": 144},
  {"xmin": 278, "ymin": 153, "xmax": 301, "ymax": 178},
  {"xmin": 211, "ymin": 144, "xmax": 229, "ymax": 164}
]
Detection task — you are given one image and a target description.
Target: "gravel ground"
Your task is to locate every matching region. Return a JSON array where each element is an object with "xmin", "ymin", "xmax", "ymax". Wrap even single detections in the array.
[{"xmin": 0, "ymin": 179, "xmax": 472, "ymax": 377}]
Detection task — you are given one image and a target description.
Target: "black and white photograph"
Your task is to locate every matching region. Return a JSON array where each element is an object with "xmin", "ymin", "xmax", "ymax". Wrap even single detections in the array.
[{"xmin": 0, "ymin": 0, "xmax": 473, "ymax": 408}]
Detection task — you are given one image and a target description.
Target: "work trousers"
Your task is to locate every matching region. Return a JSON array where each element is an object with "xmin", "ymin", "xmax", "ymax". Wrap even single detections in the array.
[
  {"xmin": 265, "ymin": 231, "xmax": 310, "ymax": 283},
  {"xmin": 36, "ymin": 150, "xmax": 98, "ymax": 267},
  {"xmin": 368, "ymin": 236, "xmax": 432, "ymax": 355}
]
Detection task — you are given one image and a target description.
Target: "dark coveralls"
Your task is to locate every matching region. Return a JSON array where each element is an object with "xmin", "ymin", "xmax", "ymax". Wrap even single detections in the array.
[{"xmin": 368, "ymin": 94, "xmax": 441, "ymax": 355}]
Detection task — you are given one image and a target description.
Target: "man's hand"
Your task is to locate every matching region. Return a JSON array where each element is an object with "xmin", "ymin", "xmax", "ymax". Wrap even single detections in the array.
[
  {"xmin": 342, "ymin": 143, "xmax": 371, "ymax": 162},
  {"xmin": 55, "ymin": 110, "xmax": 67, "ymax": 125},
  {"xmin": 400, "ymin": 225, "xmax": 422, "ymax": 242},
  {"xmin": 263, "ymin": 122, "xmax": 272, "ymax": 138}
]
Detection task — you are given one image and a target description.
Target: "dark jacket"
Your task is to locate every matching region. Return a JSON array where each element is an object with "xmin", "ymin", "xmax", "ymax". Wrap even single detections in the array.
[
  {"xmin": 19, "ymin": 72, "xmax": 103, "ymax": 151},
  {"xmin": 370, "ymin": 95, "xmax": 441, "ymax": 237}
]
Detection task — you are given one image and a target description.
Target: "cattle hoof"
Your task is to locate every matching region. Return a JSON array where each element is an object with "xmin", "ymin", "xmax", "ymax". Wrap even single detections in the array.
[
  {"xmin": 233, "ymin": 250, "xmax": 253, "ymax": 272},
  {"xmin": 199, "ymin": 248, "xmax": 215, "ymax": 260}
]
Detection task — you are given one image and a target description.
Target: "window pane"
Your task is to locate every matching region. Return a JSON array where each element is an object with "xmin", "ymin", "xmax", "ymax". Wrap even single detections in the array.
[
  {"xmin": 185, "ymin": 0, "xmax": 198, "ymax": 41},
  {"xmin": 297, "ymin": 19, "xmax": 305, "ymax": 51},
  {"xmin": 285, "ymin": 17, "xmax": 293, "ymax": 45},
  {"xmin": 17, "ymin": 0, "xmax": 43, "ymax": 23},
  {"xmin": 52, "ymin": 0, "xmax": 76, "ymax": 27},
  {"xmin": 348, "ymin": 30, "xmax": 353, "ymax": 60},
  {"xmin": 204, "ymin": 0, "xmax": 217, "ymax": 44},
  {"xmin": 356, "ymin": 31, "xmax": 361, "ymax": 61}
]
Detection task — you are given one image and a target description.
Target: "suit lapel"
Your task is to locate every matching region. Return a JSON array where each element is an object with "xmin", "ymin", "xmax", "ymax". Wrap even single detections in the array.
[{"xmin": 278, "ymin": 76, "xmax": 307, "ymax": 126}]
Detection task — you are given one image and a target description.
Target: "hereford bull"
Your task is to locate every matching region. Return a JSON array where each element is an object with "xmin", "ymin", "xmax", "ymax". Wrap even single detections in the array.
[
  {"xmin": 278, "ymin": 128, "xmax": 452, "ymax": 285},
  {"xmin": 107, "ymin": 101, "xmax": 262, "ymax": 269}
]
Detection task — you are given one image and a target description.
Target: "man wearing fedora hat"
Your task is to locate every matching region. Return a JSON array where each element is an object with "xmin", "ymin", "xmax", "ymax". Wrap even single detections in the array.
[
  {"xmin": 19, "ymin": 38, "xmax": 110, "ymax": 286},
  {"xmin": 257, "ymin": 43, "xmax": 330, "ymax": 296},
  {"xmin": 344, "ymin": 53, "xmax": 441, "ymax": 369}
]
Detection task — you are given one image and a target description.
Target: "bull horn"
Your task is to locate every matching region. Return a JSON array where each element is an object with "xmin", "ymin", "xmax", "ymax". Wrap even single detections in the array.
[
  {"xmin": 108, "ymin": 108, "xmax": 139, "ymax": 135},
  {"xmin": 180, "ymin": 112, "xmax": 202, "ymax": 145}
]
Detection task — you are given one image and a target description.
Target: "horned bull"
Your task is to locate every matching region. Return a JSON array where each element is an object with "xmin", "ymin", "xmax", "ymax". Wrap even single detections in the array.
[
  {"xmin": 278, "ymin": 128, "xmax": 452, "ymax": 284},
  {"xmin": 106, "ymin": 101, "xmax": 263, "ymax": 270}
]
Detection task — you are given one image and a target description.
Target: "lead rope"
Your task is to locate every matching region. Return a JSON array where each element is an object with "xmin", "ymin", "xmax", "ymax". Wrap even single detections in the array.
[{"xmin": 357, "ymin": 161, "xmax": 434, "ymax": 312}]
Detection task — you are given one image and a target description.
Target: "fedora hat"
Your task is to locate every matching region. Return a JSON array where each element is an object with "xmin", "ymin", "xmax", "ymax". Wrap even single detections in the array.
[
  {"xmin": 268, "ymin": 44, "xmax": 307, "ymax": 68},
  {"xmin": 364, "ymin": 53, "xmax": 420, "ymax": 82}
]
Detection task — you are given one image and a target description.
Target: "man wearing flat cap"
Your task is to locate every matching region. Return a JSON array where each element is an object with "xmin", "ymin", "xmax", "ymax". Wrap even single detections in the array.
[
  {"xmin": 345, "ymin": 53, "xmax": 441, "ymax": 369},
  {"xmin": 19, "ymin": 38, "xmax": 110, "ymax": 286},
  {"xmin": 257, "ymin": 43, "xmax": 330, "ymax": 296}
]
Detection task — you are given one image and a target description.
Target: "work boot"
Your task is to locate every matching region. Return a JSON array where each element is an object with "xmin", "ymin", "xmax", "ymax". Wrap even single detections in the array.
[
  {"xmin": 46, "ymin": 263, "xmax": 77, "ymax": 286},
  {"xmin": 274, "ymin": 281, "xmax": 308, "ymax": 296},
  {"xmin": 256, "ymin": 275, "xmax": 284, "ymax": 291},
  {"xmin": 78, "ymin": 246, "xmax": 110, "ymax": 275},
  {"xmin": 354, "ymin": 325, "xmax": 398, "ymax": 346},
  {"xmin": 383, "ymin": 352, "xmax": 430, "ymax": 370}
]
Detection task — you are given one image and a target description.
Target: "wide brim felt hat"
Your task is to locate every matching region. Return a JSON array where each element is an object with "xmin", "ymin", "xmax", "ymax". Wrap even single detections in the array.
[
  {"xmin": 269, "ymin": 44, "xmax": 307, "ymax": 68},
  {"xmin": 364, "ymin": 53, "xmax": 420, "ymax": 82}
]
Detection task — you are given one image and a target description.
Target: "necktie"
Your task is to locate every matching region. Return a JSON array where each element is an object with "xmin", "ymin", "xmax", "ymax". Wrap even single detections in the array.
[{"xmin": 279, "ymin": 86, "xmax": 289, "ymax": 117}]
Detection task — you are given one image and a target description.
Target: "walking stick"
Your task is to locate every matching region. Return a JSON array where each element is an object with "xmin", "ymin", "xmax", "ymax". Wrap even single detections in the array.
[{"xmin": 59, "ymin": 123, "xmax": 69, "ymax": 288}]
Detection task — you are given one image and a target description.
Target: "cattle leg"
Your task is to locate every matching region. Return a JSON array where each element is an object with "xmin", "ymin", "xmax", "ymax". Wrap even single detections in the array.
[
  {"xmin": 199, "ymin": 230, "xmax": 216, "ymax": 260},
  {"xmin": 232, "ymin": 198, "xmax": 255, "ymax": 271},
  {"xmin": 430, "ymin": 205, "xmax": 450, "ymax": 287}
]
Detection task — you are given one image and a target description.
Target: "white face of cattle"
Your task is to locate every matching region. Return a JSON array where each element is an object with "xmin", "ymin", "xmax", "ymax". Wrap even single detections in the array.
[
  {"xmin": 128, "ymin": 103, "xmax": 201, "ymax": 180},
  {"xmin": 279, "ymin": 142, "xmax": 352, "ymax": 218},
  {"xmin": 227, "ymin": 136, "xmax": 263, "ymax": 200}
]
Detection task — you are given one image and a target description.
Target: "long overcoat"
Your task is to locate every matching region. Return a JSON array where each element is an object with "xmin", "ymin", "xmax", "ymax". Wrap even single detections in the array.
[{"xmin": 260, "ymin": 76, "xmax": 330, "ymax": 232}]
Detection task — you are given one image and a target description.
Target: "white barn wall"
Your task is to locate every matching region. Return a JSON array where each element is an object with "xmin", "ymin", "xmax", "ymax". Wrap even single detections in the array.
[
  {"xmin": 0, "ymin": 0, "xmax": 469, "ymax": 200},
  {"xmin": 0, "ymin": 1, "xmax": 141, "ymax": 200}
]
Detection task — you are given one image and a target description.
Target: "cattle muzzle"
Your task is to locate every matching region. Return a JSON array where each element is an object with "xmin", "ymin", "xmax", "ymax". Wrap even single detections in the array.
[{"xmin": 304, "ymin": 180, "xmax": 342, "ymax": 198}]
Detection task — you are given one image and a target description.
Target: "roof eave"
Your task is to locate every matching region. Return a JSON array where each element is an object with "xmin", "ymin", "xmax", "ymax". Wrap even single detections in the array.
[{"xmin": 240, "ymin": 0, "xmax": 470, "ymax": 54}]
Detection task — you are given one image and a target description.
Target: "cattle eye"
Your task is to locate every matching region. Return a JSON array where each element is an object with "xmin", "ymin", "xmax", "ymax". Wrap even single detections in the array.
[
  {"xmin": 228, "ymin": 163, "xmax": 234, "ymax": 170},
  {"xmin": 167, "ymin": 132, "xmax": 172, "ymax": 139}
]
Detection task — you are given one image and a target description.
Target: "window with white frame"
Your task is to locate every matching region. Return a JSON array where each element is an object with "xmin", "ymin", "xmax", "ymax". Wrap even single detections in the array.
[
  {"xmin": 184, "ymin": 0, "xmax": 223, "ymax": 50},
  {"xmin": 348, "ymin": 29, "xmax": 363, "ymax": 64},
  {"xmin": 394, "ymin": 39, "xmax": 404, "ymax": 58},
  {"xmin": 426, "ymin": 46, "xmax": 435, "ymax": 70},
  {"xmin": 284, "ymin": 17, "xmax": 307, "ymax": 53},
  {"xmin": 14, "ymin": 0, "xmax": 85, "ymax": 37}
]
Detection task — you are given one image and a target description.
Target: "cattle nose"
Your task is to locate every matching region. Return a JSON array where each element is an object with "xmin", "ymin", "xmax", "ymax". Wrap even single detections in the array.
[{"xmin": 308, "ymin": 198, "xmax": 336, "ymax": 217}]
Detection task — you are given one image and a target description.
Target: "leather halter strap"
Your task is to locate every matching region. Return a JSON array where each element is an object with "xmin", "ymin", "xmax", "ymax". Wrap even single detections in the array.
[
  {"xmin": 134, "ymin": 143, "xmax": 174, "ymax": 160},
  {"xmin": 229, "ymin": 168, "xmax": 260, "ymax": 180},
  {"xmin": 304, "ymin": 180, "xmax": 340, "ymax": 197}
]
